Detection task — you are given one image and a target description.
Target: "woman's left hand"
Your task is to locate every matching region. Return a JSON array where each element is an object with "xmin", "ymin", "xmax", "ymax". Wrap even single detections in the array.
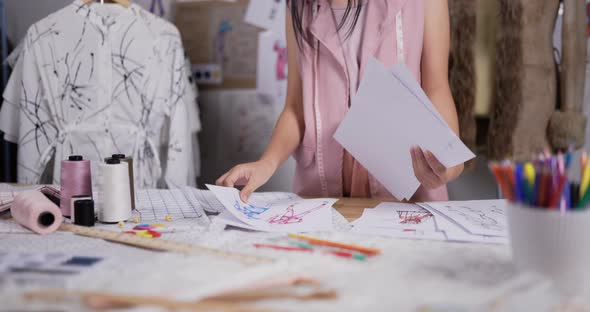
[{"xmin": 410, "ymin": 146, "xmax": 461, "ymax": 189}]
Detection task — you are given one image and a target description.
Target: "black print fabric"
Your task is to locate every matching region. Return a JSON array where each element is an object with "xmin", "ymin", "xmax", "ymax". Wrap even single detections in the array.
[{"xmin": 0, "ymin": 1, "xmax": 200, "ymax": 187}]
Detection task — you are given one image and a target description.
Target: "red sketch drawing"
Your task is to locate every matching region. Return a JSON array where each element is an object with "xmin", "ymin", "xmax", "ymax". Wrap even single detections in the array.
[
  {"xmin": 397, "ymin": 210, "xmax": 433, "ymax": 225},
  {"xmin": 266, "ymin": 201, "xmax": 329, "ymax": 225},
  {"xmin": 273, "ymin": 41, "xmax": 288, "ymax": 81}
]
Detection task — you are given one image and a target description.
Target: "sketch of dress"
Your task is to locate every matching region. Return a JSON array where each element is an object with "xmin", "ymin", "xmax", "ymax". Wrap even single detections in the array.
[
  {"xmin": 444, "ymin": 205, "xmax": 504, "ymax": 232},
  {"xmin": 233, "ymin": 199, "xmax": 270, "ymax": 220},
  {"xmin": 398, "ymin": 210, "xmax": 433, "ymax": 225},
  {"xmin": 266, "ymin": 201, "xmax": 329, "ymax": 225}
]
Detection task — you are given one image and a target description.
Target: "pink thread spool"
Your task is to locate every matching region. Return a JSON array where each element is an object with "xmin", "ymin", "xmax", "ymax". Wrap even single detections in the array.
[
  {"xmin": 12, "ymin": 190, "xmax": 63, "ymax": 235},
  {"xmin": 60, "ymin": 155, "xmax": 92, "ymax": 217}
]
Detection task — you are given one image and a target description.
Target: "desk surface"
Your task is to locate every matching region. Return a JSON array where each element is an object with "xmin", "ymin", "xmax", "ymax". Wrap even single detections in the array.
[
  {"xmin": 0, "ymin": 187, "xmax": 577, "ymax": 310},
  {"xmin": 333, "ymin": 198, "xmax": 391, "ymax": 221}
]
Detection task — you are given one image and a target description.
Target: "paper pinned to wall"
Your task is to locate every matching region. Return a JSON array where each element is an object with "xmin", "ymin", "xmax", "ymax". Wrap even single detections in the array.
[
  {"xmin": 257, "ymin": 30, "xmax": 288, "ymax": 105},
  {"xmin": 244, "ymin": 0, "xmax": 287, "ymax": 38},
  {"xmin": 207, "ymin": 184, "xmax": 336, "ymax": 232}
]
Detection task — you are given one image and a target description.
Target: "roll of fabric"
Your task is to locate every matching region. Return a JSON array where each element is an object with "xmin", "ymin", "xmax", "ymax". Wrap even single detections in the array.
[
  {"xmin": 98, "ymin": 158, "xmax": 132, "ymax": 223},
  {"xmin": 11, "ymin": 190, "xmax": 63, "ymax": 235},
  {"xmin": 60, "ymin": 155, "xmax": 92, "ymax": 217}
]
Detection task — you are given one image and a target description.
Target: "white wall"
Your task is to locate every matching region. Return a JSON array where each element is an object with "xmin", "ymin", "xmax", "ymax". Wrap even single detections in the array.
[{"xmin": 5, "ymin": 0, "xmax": 71, "ymax": 44}]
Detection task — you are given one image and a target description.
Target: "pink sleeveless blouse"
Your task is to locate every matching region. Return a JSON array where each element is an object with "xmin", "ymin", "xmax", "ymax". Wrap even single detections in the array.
[{"xmin": 292, "ymin": 0, "xmax": 449, "ymax": 201}]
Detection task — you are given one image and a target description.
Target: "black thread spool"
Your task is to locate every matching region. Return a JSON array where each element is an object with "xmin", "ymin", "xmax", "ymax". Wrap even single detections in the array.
[{"xmin": 74, "ymin": 199, "xmax": 95, "ymax": 227}]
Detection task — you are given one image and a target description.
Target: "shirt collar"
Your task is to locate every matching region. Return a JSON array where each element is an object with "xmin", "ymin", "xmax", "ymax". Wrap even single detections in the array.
[{"xmin": 72, "ymin": 0, "xmax": 137, "ymax": 33}]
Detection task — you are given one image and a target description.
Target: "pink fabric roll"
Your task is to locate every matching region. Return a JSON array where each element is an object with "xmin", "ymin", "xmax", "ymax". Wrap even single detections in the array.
[{"xmin": 12, "ymin": 190, "xmax": 64, "ymax": 235}]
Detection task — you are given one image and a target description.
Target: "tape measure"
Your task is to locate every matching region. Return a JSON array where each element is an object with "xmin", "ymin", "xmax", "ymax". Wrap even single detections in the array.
[{"xmin": 59, "ymin": 223, "xmax": 271, "ymax": 264}]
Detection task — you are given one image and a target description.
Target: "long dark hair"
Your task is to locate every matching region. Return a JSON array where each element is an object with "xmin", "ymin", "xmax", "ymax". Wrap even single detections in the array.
[{"xmin": 289, "ymin": 0, "xmax": 363, "ymax": 48}]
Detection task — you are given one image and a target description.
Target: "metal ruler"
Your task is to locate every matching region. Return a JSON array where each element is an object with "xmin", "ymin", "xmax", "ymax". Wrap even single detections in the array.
[{"xmin": 59, "ymin": 223, "xmax": 271, "ymax": 264}]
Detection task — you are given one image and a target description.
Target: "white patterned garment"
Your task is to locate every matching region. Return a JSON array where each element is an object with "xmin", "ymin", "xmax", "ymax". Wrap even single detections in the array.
[{"xmin": 0, "ymin": 1, "xmax": 200, "ymax": 188}]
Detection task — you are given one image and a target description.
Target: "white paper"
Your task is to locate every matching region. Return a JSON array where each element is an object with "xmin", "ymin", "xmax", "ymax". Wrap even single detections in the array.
[
  {"xmin": 390, "ymin": 64, "xmax": 448, "ymax": 127},
  {"xmin": 334, "ymin": 58, "xmax": 475, "ymax": 200},
  {"xmin": 215, "ymin": 209, "xmax": 259, "ymax": 231},
  {"xmin": 420, "ymin": 204, "xmax": 509, "ymax": 245},
  {"xmin": 421, "ymin": 200, "xmax": 508, "ymax": 237},
  {"xmin": 244, "ymin": 0, "xmax": 286, "ymax": 37},
  {"xmin": 353, "ymin": 203, "xmax": 436, "ymax": 231},
  {"xmin": 350, "ymin": 203, "xmax": 447, "ymax": 240},
  {"xmin": 256, "ymin": 31, "xmax": 288, "ymax": 104},
  {"xmin": 350, "ymin": 226, "xmax": 448, "ymax": 241},
  {"xmin": 207, "ymin": 185, "xmax": 336, "ymax": 232}
]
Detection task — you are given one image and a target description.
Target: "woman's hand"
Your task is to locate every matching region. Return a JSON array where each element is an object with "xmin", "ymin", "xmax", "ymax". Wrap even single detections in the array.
[
  {"xmin": 216, "ymin": 159, "xmax": 278, "ymax": 202},
  {"xmin": 410, "ymin": 146, "xmax": 463, "ymax": 189}
]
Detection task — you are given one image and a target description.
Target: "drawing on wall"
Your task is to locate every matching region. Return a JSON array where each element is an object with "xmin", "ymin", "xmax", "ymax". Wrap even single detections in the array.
[
  {"xmin": 257, "ymin": 31, "xmax": 288, "ymax": 104},
  {"xmin": 273, "ymin": 41, "xmax": 288, "ymax": 81},
  {"xmin": 214, "ymin": 20, "xmax": 233, "ymax": 65},
  {"xmin": 267, "ymin": 201, "xmax": 330, "ymax": 225}
]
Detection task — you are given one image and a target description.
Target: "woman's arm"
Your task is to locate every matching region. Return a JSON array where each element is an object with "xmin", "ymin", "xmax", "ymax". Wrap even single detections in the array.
[
  {"xmin": 216, "ymin": 10, "xmax": 305, "ymax": 201},
  {"xmin": 411, "ymin": 0, "xmax": 464, "ymax": 189}
]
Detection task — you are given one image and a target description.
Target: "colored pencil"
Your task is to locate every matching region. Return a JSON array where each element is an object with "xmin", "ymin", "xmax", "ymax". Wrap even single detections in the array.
[
  {"xmin": 254, "ymin": 243, "xmax": 366, "ymax": 261},
  {"xmin": 548, "ymin": 175, "xmax": 567, "ymax": 209},
  {"xmin": 488, "ymin": 151, "xmax": 590, "ymax": 212},
  {"xmin": 490, "ymin": 164, "xmax": 513, "ymax": 201},
  {"xmin": 571, "ymin": 183, "xmax": 580, "ymax": 208},
  {"xmin": 254, "ymin": 244, "xmax": 312, "ymax": 252},
  {"xmin": 288, "ymin": 234, "xmax": 381, "ymax": 256}
]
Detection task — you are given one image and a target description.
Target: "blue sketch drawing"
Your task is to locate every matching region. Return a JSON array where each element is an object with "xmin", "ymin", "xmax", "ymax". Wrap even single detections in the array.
[
  {"xmin": 214, "ymin": 20, "xmax": 233, "ymax": 64},
  {"xmin": 234, "ymin": 199, "xmax": 270, "ymax": 219}
]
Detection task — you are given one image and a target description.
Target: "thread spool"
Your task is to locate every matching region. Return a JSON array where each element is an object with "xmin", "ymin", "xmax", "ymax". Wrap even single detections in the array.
[
  {"xmin": 11, "ymin": 190, "xmax": 64, "ymax": 235},
  {"xmin": 111, "ymin": 154, "xmax": 135, "ymax": 211},
  {"xmin": 70, "ymin": 195, "xmax": 92, "ymax": 224},
  {"xmin": 74, "ymin": 199, "xmax": 95, "ymax": 227},
  {"xmin": 60, "ymin": 155, "xmax": 92, "ymax": 217},
  {"xmin": 98, "ymin": 158, "xmax": 132, "ymax": 223}
]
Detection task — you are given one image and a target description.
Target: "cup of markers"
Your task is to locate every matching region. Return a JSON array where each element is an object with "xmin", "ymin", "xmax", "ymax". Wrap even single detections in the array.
[{"xmin": 489, "ymin": 151, "xmax": 590, "ymax": 295}]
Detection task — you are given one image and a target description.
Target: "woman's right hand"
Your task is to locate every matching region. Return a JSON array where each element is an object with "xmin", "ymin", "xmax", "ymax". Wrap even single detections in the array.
[{"xmin": 216, "ymin": 159, "xmax": 278, "ymax": 202}]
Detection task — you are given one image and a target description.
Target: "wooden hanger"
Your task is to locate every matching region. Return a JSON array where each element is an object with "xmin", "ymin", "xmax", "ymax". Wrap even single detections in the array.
[{"xmin": 83, "ymin": 0, "xmax": 131, "ymax": 8}]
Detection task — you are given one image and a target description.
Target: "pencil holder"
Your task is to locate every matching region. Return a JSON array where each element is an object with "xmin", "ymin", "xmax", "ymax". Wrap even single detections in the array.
[{"xmin": 507, "ymin": 203, "xmax": 590, "ymax": 295}]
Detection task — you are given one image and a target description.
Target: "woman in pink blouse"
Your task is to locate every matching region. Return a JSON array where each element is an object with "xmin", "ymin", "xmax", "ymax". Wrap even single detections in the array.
[{"xmin": 218, "ymin": 0, "xmax": 464, "ymax": 202}]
